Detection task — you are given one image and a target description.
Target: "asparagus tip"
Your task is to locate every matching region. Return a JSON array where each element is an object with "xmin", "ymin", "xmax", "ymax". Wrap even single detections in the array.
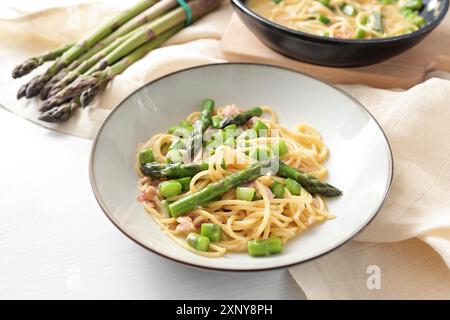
[
  {"xmin": 80, "ymin": 86, "xmax": 99, "ymax": 107},
  {"xmin": 12, "ymin": 59, "xmax": 39, "ymax": 79},
  {"xmin": 38, "ymin": 102, "xmax": 74, "ymax": 122},
  {"xmin": 25, "ymin": 76, "xmax": 46, "ymax": 98},
  {"xmin": 17, "ymin": 83, "xmax": 29, "ymax": 99}
]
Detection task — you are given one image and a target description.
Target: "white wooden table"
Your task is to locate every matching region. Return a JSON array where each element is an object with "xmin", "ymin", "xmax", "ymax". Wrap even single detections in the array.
[{"xmin": 0, "ymin": 107, "xmax": 305, "ymax": 299}]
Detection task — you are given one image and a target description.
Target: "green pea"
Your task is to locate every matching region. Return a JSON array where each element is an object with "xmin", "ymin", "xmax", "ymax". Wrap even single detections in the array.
[
  {"xmin": 285, "ymin": 178, "xmax": 302, "ymax": 196},
  {"xmin": 355, "ymin": 28, "xmax": 366, "ymax": 39},
  {"xmin": 186, "ymin": 233, "xmax": 210, "ymax": 252},
  {"xmin": 270, "ymin": 181, "xmax": 285, "ymax": 198},
  {"xmin": 138, "ymin": 148, "xmax": 155, "ymax": 165},
  {"xmin": 318, "ymin": 15, "xmax": 331, "ymax": 25},
  {"xmin": 159, "ymin": 180, "xmax": 183, "ymax": 198}
]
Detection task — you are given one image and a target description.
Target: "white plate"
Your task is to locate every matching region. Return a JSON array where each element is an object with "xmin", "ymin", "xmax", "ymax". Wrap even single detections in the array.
[{"xmin": 90, "ymin": 63, "xmax": 393, "ymax": 271}]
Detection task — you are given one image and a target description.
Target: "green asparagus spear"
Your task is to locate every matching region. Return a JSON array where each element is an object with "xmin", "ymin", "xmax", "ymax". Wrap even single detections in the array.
[
  {"xmin": 39, "ymin": 97, "xmax": 80, "ymax": 122},
  {"xmin": 40, "ymin": 26, "xmax": 182, "ymax": 112},
  {"xmin": 12, "ymin": 42, "xmax": 74, "ymax": 79},
  {"xmin": 168, "ymin": 161, "xmax": 274, "ymax": 217},
  {"xmin": 80, "ymin": 85, "xmax": 102, "ymax": 107},
  {"xmin": 98, "ymin": 0, "xmax": 179, "ymax": 49},
  {"xmin": 88, "ymin": 0, "xmax": 220, "ymax": 74},
  {"xmin": 22, "ymin": 0, "xmax": 158, "ymax": 99},
  {"xmin": 277, "ymin": 161, "xmax": 342, "ymax": 196},
  {"xmin": 141, "ymin": 161, "xmax": 209, "ymax": 179},
  {"xmin": 187, "ymin": 98, "xmax": 215, "ymax": 157},
  {"xmin": 219, "ymin": 107, "xmax": 263, "ymax": 128},
  {"xmin": 40, "ymin": 69, "xmax": 68, "ymax": 100},
  {"xmin": 47, "ymin": 0, "xmax": 180, "ymax": 98},
  {"xmin": 47, "ymin": 28, "xmax": 140, "ymax": 98}
]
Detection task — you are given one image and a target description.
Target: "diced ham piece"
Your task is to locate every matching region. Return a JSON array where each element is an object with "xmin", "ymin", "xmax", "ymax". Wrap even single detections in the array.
[
  {"xmin": 333, "ymin": 26, "xmax": 353, "ymax": 39},
  {"xmin": 176, "ymin": 216, "xmax": 195, "ymax": 234},
  {"xmin": 144, "ymin": 201, "xmax": 155, "ymax": 208},
  {"xmin": 312, "ymin": 198, "xmax": 320, "ymax": 209},
  {"xmin": 246, "ymin": 117, "xmax": 259, "ymax": 126},
  {"xmin": 222, "ymin": 104, "xmax": 242, "ymax": 117},
  {"xmin": 137, "ymin": 186, "xmax": 158, "ymax": 202},
  {"xmin": 242, "ymin": 181, "xmax": 256, "ymax": 188}
]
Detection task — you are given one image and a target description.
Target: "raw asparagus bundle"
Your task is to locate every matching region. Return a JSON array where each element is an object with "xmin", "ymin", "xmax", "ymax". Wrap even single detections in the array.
[
  {"xmin": 46, "ymin": 0, "xmax": 181, "ymax": 99},
  {"xmin": 12, "ymin": 0, "xmax": 221, "ymax": 122},
  {"xmin": 39, "ymin": 26, "xmax": 182, "ymax": 121},
  {"xmin": 89, "ymin": 0, "xmax": 219, "ymax": 74},
  {"xmin": 40, "ymin": 0, "xmax": 219, "ymax": 112},
  {"xmin": 20, "ymin": 0, "xmax": 159, "ymax": 99}
]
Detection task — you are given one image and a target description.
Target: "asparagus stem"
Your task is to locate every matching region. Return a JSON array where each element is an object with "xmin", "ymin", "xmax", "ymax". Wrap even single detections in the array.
[
  {"xmin": 277, "ymin": 161, "xmax": 342, "ymax": 196},
  {"xmin": 168, "ymin": 161, "xmax": 274, "ymax": 217},
  {"xmin": 141, "ymin": 161, "xmax": 209, "ymax": 179},
  {"xmin": 93, "ymin": 0, "xmax": 179, "ymax": 52},
  {"xmin": 219, "ymin": 107, "xmax": 263, "ymax": 128},
  {"xmin": 12, "ymin": 42, "xmax": 74, "ymax": 79},
  {"xmin": 40, "ymin": 26, "xmax": 183, "ymax": 112},
  {"xmin": 39, "ymin": 97, "xmax": 80, "ymax": 122},
  {"xmin": 23, "ymin": 0, "xmax": 158, "ymax": 99},
  {"xmin": 187, "ymin": 99, "xmax": 215, "ymax": 157},
  {"xmin": 40, "ymin": 69, "xmax": 68, "ymax": 100},
  {"xmin": 47, "ymin": 0, "xmax": 180, "ymax": 98},
  {"xmin": 47, "ymin": 28, "xmax": 140, "ymax": 98},
  {"xmin": 142, "ymin": 159, "xmax": 341, "ymax": 197},
  {"xmin": 87, "ymin": 0, "xmax": 221, "ymax": 74}
]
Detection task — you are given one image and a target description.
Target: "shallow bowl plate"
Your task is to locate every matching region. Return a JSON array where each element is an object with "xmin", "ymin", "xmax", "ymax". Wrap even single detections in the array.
[{"xmin": 90, "ymin": 63, "xmax": 393, "ymax": 271}]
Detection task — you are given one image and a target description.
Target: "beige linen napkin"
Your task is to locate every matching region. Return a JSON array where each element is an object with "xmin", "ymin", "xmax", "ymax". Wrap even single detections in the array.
[
  {"xmin": 290, "ymin": 79, "xmax": 450, "ymax": 299},
  {"xmin": 1, "ymin": 0, "xmax": 449, "ymax": 299}
]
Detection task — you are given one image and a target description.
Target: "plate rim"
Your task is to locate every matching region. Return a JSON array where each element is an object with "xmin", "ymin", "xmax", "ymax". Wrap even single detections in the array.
[{"xmin": 89, "ymin": 62, "xmax": 394, "ymax": 272}]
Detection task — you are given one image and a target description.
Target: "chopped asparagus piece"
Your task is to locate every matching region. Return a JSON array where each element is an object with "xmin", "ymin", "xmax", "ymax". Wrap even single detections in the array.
[
  {"xmin": 187, "ymin": 233, "xmax": 210, "ymax": 251},
  {"xmin": 138, "ymin": 148, "xmax": 155, "ymax": 165},
  {"xmin": 201, "ymin": 223, "xmax": 221, "ymax": 242},
  {"xmin": 236, "ymin": 187, "xmax": 256, "ymax": 201},
  {"xmin": 159, "ymin": 180, "xmax": 183, "ymax": 198}
]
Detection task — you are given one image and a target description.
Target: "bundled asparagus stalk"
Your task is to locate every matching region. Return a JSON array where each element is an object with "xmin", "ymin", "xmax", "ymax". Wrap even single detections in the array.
[
  {"xmin": 39, "ymin": 26, "xmax": 182, "ymax": 121},
  {"xmin": 39, "ymin": 25, "xmax": 183, "ymax": 112},
  {"xmin": 46, "ymin": 0, "xmax": 182, "ymax": 99},
  {"xmin": 39, "ymin": 0, "xmax": 220, "ymax": 112},
  {"xmin": 19, "ymin": 0, "xmax": 159, "ymax": 99},
  {"xmin": 12, "ymin": 0, "xmax": 221, "ymax": 123}
]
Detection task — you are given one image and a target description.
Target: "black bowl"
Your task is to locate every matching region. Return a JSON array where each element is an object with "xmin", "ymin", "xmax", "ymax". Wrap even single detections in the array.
[{"xmin": 231, "ymin": 0, "xmax": 449, "ymax": 67}]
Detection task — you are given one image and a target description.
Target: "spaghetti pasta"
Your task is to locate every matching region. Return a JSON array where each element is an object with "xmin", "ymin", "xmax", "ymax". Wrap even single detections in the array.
[
  {"xmin": 136, "ymin": 103, "xmax": 339, "ymax": 257},
  {"xmin": 247, "ymin": 0, "xmax": 426, "ymax": 39}
]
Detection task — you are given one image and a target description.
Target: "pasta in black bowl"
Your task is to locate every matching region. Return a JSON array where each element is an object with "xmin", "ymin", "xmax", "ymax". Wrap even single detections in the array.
[{"xmin": 231, "ymin": 0, "xmax": 448, "ymax": 66}]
